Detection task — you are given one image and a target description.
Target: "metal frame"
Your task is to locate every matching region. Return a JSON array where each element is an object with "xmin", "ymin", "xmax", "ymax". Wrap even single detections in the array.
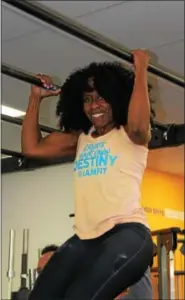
[
  {"xmin": 2, "ymin": 119, "xmax": 183, "ymax": 173},
  {"xmin": 2, "ymin": 0, "xmax": 184, "ymax": 88},
  {"xmin": 2, "ymin": 114, "xmax": 58, "ymax": 134},
  {"xmin": 169, "ymin": 250, "xmax": 175, "ymax": 299},
  {"xmin": 1, "ymin": 149, "xmax": 75, "ymax": 174},
  {"xmin": 151, "ymin": 227, "xmax": 180, "ymax": 300},
  {"xmin": 1, "ymin": 0, "xmax": 185, "ymax": 173},
  {"xmin": 2, "ymin": 63, "xmax": 60, "ymax": 91},
  {"xmin": 1, "ymin": 75, "xmax": 184, "ymax": 173}
]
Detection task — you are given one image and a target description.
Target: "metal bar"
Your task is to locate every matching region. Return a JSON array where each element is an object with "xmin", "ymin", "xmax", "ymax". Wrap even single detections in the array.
[
  {"xmin": 7, "ymin": 230, "xmax": 15, "ymax": 300},
  {"xmin": 1, "ymin": 148, "xmax": 24, "ymax": 158},
  {"xmin": 1, "ymin": 148, "xmax": 74, "ymax": 164},
  {"xmin": 1, "ymin": 114, "xmax": 59, "ymax": 134},
  {"xmin": 3, "ymin": 0, "xmax": 184, "ymax": 88},
  {"xmin": 1, "ymin": 109, "xmax": 184, "ymax": 151},
  {"xmin": 1, "ymin": 153, "xmax": 75, "ymax": 174},
  {"xmin": 179, "ymin": 229, "xmax": 185, "ymax": 235},
  {"xmin": 29, "ymin": 269, "xmax": 37, "ymax": 291},
  {"xmin": 169, "ymin": 250, "xmax": 175, "ymax": 299},
  {"xmin": 159, "ymin": 242, "xmax": 170, "ymax": 299},
  {"xmin": 151, "ymin": 227, "xmax": 181, "ymax": 236},
  {"xmin": 151, "ymin": 268, "xmax": 185, "ymax": 276},
  {"xmin": 2, "ymin": 63, "xmax": 60, "ymax": 90},
  {"xmin": 178, "ymin": 239, "xmax": 185, "ymax": 243},
  {"xmin": 175, "ymin": 271, "xmax": 185, "ymax": 276},
  {"xmin": 151, "ymin": 267, "xmax": 159, "ymax": 273},
  {"xmin": 157, "ymin": 234, "xmax": 163, "ymax": 299},
  {"xmin": 69, "ymin": 214, "xmax": 75, "ymax": 218},
  {"xmin": 1, "ymin": 156, "xmax": 26, "ymax": 174},
  {"xmin": 20, "ymin": 229, "xmax": 29, "ymax": 288}
]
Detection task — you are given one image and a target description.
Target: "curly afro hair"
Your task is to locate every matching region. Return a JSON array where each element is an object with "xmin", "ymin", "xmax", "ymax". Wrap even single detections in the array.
[{"xmin": 56, "ymin": 61, "xmax": 155, "ymax": 134}]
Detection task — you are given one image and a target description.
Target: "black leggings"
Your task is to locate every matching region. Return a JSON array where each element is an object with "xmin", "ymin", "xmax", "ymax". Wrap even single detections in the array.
[{"xmin": 29, "ymin": 223, "xmax": 153, "ymax": 300}]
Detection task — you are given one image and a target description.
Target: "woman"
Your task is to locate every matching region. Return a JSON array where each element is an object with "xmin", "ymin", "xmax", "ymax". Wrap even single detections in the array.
[{"xmin": 23, "ymin": 49, "xmax": 154, "ymax": 300}]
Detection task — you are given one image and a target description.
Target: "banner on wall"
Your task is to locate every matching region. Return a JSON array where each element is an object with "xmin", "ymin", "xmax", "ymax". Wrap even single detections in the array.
[
  {"xmin": 164, "ymin": 208, "xmax": 184, "ymax": 221},
  {"xmin": 143, "ymin": 206, "xmax": 184, "ymax": 221}
]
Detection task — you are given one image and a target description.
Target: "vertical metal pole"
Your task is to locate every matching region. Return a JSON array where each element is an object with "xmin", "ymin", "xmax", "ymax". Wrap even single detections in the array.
[
  {"xmin": 157, "ymin": 233, "xmax": 162, "ymax": 299},
  {"xmin": 175, "ymin": 275, "xmax": 179, "ymax": 300},
  {"xmin": 161, "ymin": 245, "xmax": 170, "ymax": 299},
  {"xmin": 7, "ymin": 229, "xmax": 15, "ymax": 300},
  {"xmin": 169, "ymin": 250, "xmax": 175, "ymax": 299},
  {"xmin": 157, "ymin": 234, "xmax": 170, "ymax": 299},
  {"xmin": 28, "ymin": 269, "xmax": 37, "ymax": 290},
  {"xmin": 38, "ymin": 248, "xmax": 41, "ymax": 260},
  {"xmin": 20, "ymin": 229, "xmax": 29, "ymax": 288}
]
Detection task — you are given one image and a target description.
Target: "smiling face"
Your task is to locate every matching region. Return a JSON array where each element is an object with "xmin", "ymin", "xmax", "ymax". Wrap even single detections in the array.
[{"xmin": 83, "ymin": 78, "xmax": 113, "ymax": 133}]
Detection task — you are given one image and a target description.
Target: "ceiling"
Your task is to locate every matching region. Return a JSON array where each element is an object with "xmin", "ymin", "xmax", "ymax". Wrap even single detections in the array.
[{"xmin": 1, "ymin": 1, "xmax": 184, "ymax": 175}]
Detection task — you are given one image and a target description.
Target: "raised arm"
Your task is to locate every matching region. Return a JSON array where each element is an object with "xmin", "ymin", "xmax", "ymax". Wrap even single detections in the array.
[
  {"xmin": 125, "ymin": 49, "xmax": 151, "ymax": 146},
  {"xmin": 21, "ymin": 74, "xmax": 79, "ymax": 158}
]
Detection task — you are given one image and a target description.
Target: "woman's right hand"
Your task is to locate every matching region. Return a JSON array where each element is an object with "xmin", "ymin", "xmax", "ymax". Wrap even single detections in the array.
[{"xmin": 30, "ymin": 74, "xmax": 61, "ymax": 100}]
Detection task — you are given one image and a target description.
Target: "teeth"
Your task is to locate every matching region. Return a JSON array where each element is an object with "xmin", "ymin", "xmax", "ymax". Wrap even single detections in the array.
[{"xmin": 92, "ymin": 113, "xmax": 103, "ymax": 118}]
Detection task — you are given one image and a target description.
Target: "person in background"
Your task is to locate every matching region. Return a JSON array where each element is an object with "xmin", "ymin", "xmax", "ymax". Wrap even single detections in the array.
[{"xmin": 37, "ymin": 244, "xmax": 59, "ymax": 274}]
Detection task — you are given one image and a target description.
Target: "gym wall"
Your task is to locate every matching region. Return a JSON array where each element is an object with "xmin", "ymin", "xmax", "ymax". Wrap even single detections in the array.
[
  {"xmin": 2, "ymin": 164, "xmax": 184, "ymax": 298},
  {"xmin": 2, "ymin": 163, "xmax": 74, "ymax": 299},
  {"xmin": 141, "ymin": 169, "xmax": 184, "ymax": 277},
  {"xmin": 141, "ymin": 169, "xmax": 184, "ymax": 231}
]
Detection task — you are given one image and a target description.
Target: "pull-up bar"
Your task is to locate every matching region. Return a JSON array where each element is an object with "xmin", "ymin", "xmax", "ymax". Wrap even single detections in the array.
[
  {"xmin": 2, "ymin": 62, "xmax": 185, "ymax": 151},
  {"xmin": 2, "ymin": 64, "xmax": 60, "ymax": 91},
  {"xmin": 1, "ymin": 112, "xmax": 58, "ymax": 134},
  {"xmin": 3, "ymin": 0, "xmax": 184, "ymax": 88}
]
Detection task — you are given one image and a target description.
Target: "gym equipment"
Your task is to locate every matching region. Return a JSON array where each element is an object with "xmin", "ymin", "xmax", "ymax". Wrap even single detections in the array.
[
  {"xmin": 169, "ymin": 250, "xmax": 175, "ymax": 299},
  {"xmin": 175, "ymin": 230, "xmax": 185, "ymax": 299},
  {"xmin": 2, "ymin": 63, "xmax": 60, "ymax": 91},
  {"xmin": 28, "ymin": 269, "xmax": 37, "ymax": 291},
  {"xmin": 1, "ymin": 1, "xmax": 185, "ymax": 175},
  {"xmin": 1, "ymin": 111, "xmax": 57, "ymax": 134},
  {"xmin": 11, "ymin": 229, "xmax": 30, "ymax": 300},
  {"xmin": 178, "ymin": 229, "xmax": 185, "ymax": 256},
  {"xmin": 149, "ymin": 123, "xmax": 185, "ymax": 150},
  {"xmin": 1, "ymin": 2, "xmax": 184, "ymax": 297},
  {"xmin": 4, "ymin": 229, "xmax": 42, "ymax": 300},
  {"xmin": 20, "ymin": 229, "xmax": 29, "ymax": 289},
  {"xmin": 38, "ymin": 248, "xmax": 41, "ymax": 260},
  {"xmin": 151, "ymin": 227, "xmax": 185, "ymax": 300},
  {"xmin": 69, "ymin": 213, "xmax": 75, "ymax": 218},
  {"xmin": 1, "ymin": 62, "xmax": 185, "ymax": 175},
  {"xmin": 2, "ymin": 59, "xmax": 185, "ymax": 148},
  {"xmin": 180, "ymin": 244, "xmax": 185, "ymax": 255},
  {"xmin": 175, "ymin": 270, "xmax": 185, "ymax": 300},
  {"xmin": 2, "ymin": 0, "xmax": 184, "ymax": 88},
  {"xmin": 152, "ymin": 227, "xmax": 180, "ymax": 299},
  {"xmin": 7, "ymin": 230, "xmax": 15, "ymax": 300}
]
